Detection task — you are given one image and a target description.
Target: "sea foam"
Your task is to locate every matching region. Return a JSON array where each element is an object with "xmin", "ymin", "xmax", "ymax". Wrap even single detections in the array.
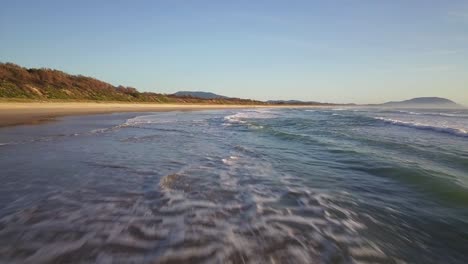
[{"xmin": 375, "ymin": 117, "xmax": 468, "ymax": 137}]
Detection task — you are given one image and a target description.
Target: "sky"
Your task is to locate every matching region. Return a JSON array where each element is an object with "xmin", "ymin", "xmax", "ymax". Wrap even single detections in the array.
[{"xmin": 1, "ymin": 0, "xmax": 468, "ymax": 104}]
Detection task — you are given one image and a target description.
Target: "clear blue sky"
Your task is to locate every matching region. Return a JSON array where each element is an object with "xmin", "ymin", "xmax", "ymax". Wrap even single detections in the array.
[{"xmin": 1, "ymin": 0, "xmax": 467, "ymax": 104}]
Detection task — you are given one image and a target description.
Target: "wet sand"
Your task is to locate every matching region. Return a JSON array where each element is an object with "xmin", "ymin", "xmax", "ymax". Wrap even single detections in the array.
[{"xmin": 0, "ymin": 102, "xmax": 275, "ymax": 127}]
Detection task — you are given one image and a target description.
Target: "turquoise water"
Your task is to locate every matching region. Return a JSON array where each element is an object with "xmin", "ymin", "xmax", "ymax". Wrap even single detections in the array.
[{"xmin": 0, "ymin": 108, "xmax": 467, "ymax": 263}]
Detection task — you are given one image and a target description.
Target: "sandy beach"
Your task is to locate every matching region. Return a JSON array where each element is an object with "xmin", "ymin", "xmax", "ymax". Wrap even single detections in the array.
[{"xmin": 0, "ymin": 102, "xmax": 283, "ymax": 127}]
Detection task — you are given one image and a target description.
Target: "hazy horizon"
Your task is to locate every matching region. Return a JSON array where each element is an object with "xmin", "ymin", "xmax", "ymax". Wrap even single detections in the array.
[{"xmin": 1, "ymin": 0, "xmax": 467, "ymax": 104}]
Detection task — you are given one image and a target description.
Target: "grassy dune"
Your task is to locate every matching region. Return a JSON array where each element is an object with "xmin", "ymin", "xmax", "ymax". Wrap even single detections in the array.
[{"xmin": 0, "ymin": 63, "xmax": 263, "ymax": 105}]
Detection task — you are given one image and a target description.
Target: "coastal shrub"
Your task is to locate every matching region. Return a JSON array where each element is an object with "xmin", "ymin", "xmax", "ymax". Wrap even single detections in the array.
[{"xmin": 0, "ymin": 62, "xmax": 266, "ymax": 104}]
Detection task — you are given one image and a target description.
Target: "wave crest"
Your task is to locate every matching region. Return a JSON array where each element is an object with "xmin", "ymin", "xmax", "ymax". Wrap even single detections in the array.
[{"xmin": 375, "ymin": 117, "xmax": 468, "ymax": 137}]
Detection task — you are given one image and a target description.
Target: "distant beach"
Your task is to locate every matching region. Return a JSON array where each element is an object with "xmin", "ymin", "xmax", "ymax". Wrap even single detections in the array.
[{"xmin": 0, "ymin": 102, "xmax": 298, "ymax": 127}]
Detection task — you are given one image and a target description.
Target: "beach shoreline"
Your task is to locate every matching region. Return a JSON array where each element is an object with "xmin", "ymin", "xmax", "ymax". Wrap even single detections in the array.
[{"xmin": 0, "ymin": 102, "xmax": 316, "ymax": 127}]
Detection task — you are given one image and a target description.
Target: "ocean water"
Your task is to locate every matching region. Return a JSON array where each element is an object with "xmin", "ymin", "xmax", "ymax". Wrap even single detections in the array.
[{"xmin": 0, "ymin": 107, "xmax": 467, "ymax": 263}]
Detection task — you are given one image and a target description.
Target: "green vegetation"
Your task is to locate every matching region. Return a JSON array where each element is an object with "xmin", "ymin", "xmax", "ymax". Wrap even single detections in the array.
[{"xmin": 0, "ymin": 63, "xmax": 265, "ymax": 104}]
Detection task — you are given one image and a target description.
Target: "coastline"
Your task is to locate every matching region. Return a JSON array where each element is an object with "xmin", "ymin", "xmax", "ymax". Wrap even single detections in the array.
[{"xmin": 0, "ymin": 102, "xmax": 313, "ymax": 127}]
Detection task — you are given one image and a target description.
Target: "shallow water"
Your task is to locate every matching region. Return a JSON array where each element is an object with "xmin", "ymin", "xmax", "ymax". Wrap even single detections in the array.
[{"xmin": 0, "ymin": 108, "xmax": 467, "ymax": 263}]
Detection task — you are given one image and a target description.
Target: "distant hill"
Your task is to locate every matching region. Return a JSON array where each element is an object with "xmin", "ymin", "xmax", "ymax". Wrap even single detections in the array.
[
  {"xmin": 267, "ymin": 100, "xmax": 338, "ymax": 106},
  {"xmin": 267, "ymin": 100, "xmax": 306, "ymax": 104},
  {"xmin": 0, "ymin": 63, "xmax": 264, "ymax": 105},
  {"xmin": 380, "ymin": 97, "xmax": 460, "ymax": 108},
  {"xmin": 172, "ymin": 91, "xmax": 228, "ymax": 99}
]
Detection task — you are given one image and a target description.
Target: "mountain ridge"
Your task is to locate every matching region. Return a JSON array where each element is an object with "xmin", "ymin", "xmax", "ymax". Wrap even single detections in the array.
[
  {"xmin": 267, "ymin": 100, "xmax": 338, "ymax": 106},
  {"xmin": 380, "ymin": 97, "xmax": 461, "ymax": 108},
  {"xmin": 172, "ymin": 91, "xmax": 228, "ymax": 99}
]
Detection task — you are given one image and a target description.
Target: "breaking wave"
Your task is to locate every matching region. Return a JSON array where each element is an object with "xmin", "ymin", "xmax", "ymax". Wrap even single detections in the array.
[
  {"xmin": 374, "ymin": 117, "xmax": 468, "ymax": 137},
  {"xmin": 381, "ymin": 110, "xmax": 468, "ymax": 118},
  {"xmin": 223, "ymin": 109, "xmax": 278, "ymax": 125}
]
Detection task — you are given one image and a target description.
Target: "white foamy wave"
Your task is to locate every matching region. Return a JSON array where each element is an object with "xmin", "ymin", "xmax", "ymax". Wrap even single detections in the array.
[
  {"xmin": 221, "ymin": 155, "xmax": 239, "ymax": 166},
  {"xmin": 223, "ymin": 109, "xmax": 277, "ymax": 125},
  {"xmin": 430, "ymin": 112, "xmax": 468, "ymax": 118},
  {"xmin": 126, "ymin": 114, "xmax": 209, "ymax": 127},
  {"xmin": 154, "ymin": 156, "xmax": 387, "ymax": 263},
  {"xmin": 223, "ymin": 113, "xmax": 247, "ymax": 124},
  {"xmin": 90, "ymin": 123, "xmax": 130, "ymax": 134},
  {"xmin": 248, "ymin": 124, "xmax": 264, "ymax": 129},
  {"xmin": 384, "ymin": 110, "xmax": 468, "ymax": 118},
  {"xmin": 90, "ymin": 128, "xmax": 111, "ymax": 134},
  {"xmin": 331, "ymin": 108, "xmax": 365, "ymax": 113},
  {"xmin": 397, "ymin": 110, "xmax": 420, "ymax": 115},
  {"xmin": 90, "ymin": 113, "xmax": 204, "ymax": 134},
  {"xmin": 125, "ymin": 114, "xmax": 168, "ymax": 126},
  {"xmin": 375, "ymin": 117, "xmax": 468, "ymax": 137},
  {"xmin": 398, "ymin": 111, "xmax": 468, "ymax": 118}
]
